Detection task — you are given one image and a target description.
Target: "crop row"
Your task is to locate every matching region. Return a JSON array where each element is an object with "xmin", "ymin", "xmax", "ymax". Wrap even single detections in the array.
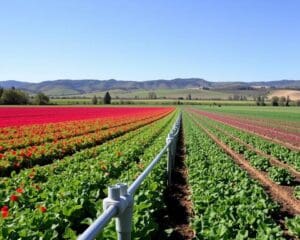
[
  {"xmin": 189, "ymin": 109, "xmax": 300, "ymax": 172},
  {"xmin": 100, "ymin": 118, "xmax": 172, "ymax": 239},
  {"xmin": 189, "ymin": 111, "xmax": 299, "ymax": 202},
  {"xmin": 227, "ymin": 115, "xmax": 300, "ymax": 136},
  {"xmin": 0, "ymin": 107, "xmax": 171, "ymax": 128},
  {"xmin": 0, "ymin": 111, "xmax": 176, "ymax": 239},
  {"xmin": 183, "ymin": 112, "xmax": 286, "ymax": 239},
  {"xmin": 0, "ymin": 109, "xmax": 172, "ymax": 176},
  {"xmin": 190, "ymin": 108, "xmax": 300, "ymax": 150},
  {"xmin": 0, "ymin": 109, "xmax": 170, "ymax": 151},
  {"xmin": 195, "ymin": 106, "xmax": 300, "ymax": 126}
]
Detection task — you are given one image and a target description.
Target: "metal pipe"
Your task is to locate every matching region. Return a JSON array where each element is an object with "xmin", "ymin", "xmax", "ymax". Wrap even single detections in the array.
[
  {"xmin": 78, "ymin": 113, "xmax": 182, "ymax": 240},
  {"xmin": 128, "ymin": 144, "xmax": 169, "ymax": 195},
  {"xmin": 77, "ymin": 205, "xmax": 117, "ymax": 240}
]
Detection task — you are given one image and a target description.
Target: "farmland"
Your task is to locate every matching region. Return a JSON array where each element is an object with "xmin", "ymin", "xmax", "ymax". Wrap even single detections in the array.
[
  {"xmin": 0, "ymin": 106, "xmax": 299, "ymax": 239},
  {"xmin": 184, "ymin": 106, "xmax": 300, "ymax": 239}
]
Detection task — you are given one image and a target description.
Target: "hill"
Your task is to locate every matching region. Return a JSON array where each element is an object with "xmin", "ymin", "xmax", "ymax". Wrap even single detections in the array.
[{"xmin": 0, "ymin": 79, "xmax": 299, "ymax": 97}]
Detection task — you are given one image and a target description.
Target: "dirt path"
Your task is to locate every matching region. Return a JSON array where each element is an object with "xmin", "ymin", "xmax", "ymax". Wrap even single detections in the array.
[
  {"xmin": 153, "ymin": 123, "xmax": 194, "ymax": 240},
  {"xmin": 192, "ymin": 118, "xmax": 300, "ymax": 216}
]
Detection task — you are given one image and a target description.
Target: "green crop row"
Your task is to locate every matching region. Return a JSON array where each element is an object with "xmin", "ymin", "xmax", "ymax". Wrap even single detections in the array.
[
  {"xmin": 183, "ymin": 111, "xmax": 284, "ymax": 239},
  {"xmin": 0, "ymin": 111, "xmax": 176, "ymax": 239},
  {"xmin": 190, "ymin": 112, "xmax": 297, "ymax": 187},
  {"xmin": 194, "ymin": 105, "xmax": 300, "ymax": 122},
  {"xmin": 100, "ymin": 120, "xmax": 171, "ymax": 239},
  {"xmin": 189, "ymin": 110, "xmax": 300, "ymax": 172}
]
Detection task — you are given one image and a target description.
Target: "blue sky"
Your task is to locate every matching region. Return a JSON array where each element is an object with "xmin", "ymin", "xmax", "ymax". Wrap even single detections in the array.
[{"xmin": 0, "ymin": 0, "xmax": 300, "ymax": 83}]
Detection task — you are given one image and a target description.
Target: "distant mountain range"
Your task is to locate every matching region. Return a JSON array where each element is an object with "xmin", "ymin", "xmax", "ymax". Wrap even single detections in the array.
[{"xmin": 0, "ymin": 79, "xmax": 299, "ymax": 96}]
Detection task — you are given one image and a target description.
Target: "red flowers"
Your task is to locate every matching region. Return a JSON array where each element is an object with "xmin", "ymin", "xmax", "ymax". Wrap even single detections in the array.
[
  {"xmin": 0, "ymin": 107, "xmax": 173, "ymax": 127},
  {"xmin": 26, "ymin": 151, "xmax": 32, "ymax": 158},
  {"xmin": 16, "ymin": 187, "xmax": 24, "ymax": 193},
  {"xmin": 39, "ymin": 206, "xmax": 47, "ymax": 213},
  {"xmin": 1, "ymin": 206, "xmax": 9, "ymax": 218},
  {"xmin": 10, "ymin": 194, "xmax": 18, "ymax": 202}
]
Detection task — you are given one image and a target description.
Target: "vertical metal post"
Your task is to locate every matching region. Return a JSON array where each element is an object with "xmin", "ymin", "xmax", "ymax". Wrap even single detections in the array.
[
  {"xmin": 166, "ymin": 133, "xmax": 173, "ymax": 185},
  {"xmin": 171, "ymin": 133, "xmax": 175, "ymax": 168},
  {"xmin": 115, "ymin": 184, "xmax": 133, "ymax": 240}
]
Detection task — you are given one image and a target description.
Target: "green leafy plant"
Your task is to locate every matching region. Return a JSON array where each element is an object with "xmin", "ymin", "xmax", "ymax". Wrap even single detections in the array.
[
  {"xmin": 294, "ymin": 186, "xmax": 300, "ymax": 200},
  {"xmin": 248, "ymin": 155, "xmax": 271, "ymax": 171},
  {"xmin": 268, "ymin": 166, "xmax": 294, "ymax": 185},
  {"xmin": 286, "ymin": 216, "xmax": 300, "ymax": 237}
]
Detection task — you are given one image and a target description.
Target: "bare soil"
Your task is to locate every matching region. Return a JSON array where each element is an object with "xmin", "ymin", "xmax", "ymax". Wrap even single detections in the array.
[{"xmin": 152, "ymin": 124, "xmax": 195, "ymax": 240}]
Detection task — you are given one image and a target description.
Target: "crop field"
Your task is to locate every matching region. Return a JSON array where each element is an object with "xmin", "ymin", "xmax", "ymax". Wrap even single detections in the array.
[
  {"xmin": 0, "ymin": 106, "xmax": 177, "ymax": 239},
  {"xmin": 184, "ymin": 106, "xmax": 300, "ymax": 239},
  {"xmin": 0, "ymin": 106, "xmax": 299, "ymax": 239}
]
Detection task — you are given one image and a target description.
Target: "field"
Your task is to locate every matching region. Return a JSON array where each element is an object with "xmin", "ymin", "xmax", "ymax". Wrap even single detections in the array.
[
  {"xmin": 183, "ymin": 106, "xmax": 300, "ymax": 239},
  {"xmin": 0, "ymin": 106, "xmax": 299, "ymax": 239},
  {"xmin": 51, "ymin": 98, "xmax": 257, "ymax": 106},
  {"xmin": 51, "ymin": 87, "xmax": 270, "ymax": 102},
  {"xmin": 65, "ymin": 88, "xmax": 232, "ymax": 99},
  {"xmin": 268, "ymin": 90, "xmax": 300, "ymax": 101}
]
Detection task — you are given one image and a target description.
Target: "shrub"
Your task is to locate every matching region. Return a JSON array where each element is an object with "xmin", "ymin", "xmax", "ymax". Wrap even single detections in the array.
[
  {"xmin": 34, "ymin": 92, "xmax": 50, "ymax": 105},
  {"xmin": 0, "ymin": 88, "xmax": 29, "ymax": 105}
]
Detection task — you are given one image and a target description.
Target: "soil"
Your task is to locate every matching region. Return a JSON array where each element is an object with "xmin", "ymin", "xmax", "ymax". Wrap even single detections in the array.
[{"xmin": 152, "ymin": 123, "xmax": 195, "ymax": 240}]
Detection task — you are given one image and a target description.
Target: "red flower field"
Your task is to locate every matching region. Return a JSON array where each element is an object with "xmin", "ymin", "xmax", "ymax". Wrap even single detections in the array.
[
  {"xmin": 0, "ymin": 106, "xmax": 170, "ymax": 127},
  {"xmin": 0, "ymin": 106, "xmax": 174, "ymax": 175}
]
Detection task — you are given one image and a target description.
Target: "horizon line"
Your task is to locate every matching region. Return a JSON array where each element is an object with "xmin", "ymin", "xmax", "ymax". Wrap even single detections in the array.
[{"xmin": 0, "ymin": 78, "xmax": 299, "ymax": 84}]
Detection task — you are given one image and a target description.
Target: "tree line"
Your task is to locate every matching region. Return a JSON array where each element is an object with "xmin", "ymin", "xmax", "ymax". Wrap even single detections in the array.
[
  {"xmin": 255, "ymin": 95, "xmax": 300, "ymax": 106},
  {"xmin": 91, "ymin": 92, "xmax": 111, "ymax": 104},
  {"xmin": 0, "ymin": 87, "xmax": 50, "ymax": 105}
]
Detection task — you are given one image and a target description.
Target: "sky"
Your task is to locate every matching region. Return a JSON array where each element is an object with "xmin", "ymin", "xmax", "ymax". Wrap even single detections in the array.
[{"xmin": 0, "ymin": 0, "xmax": 300, "ymax": 83}]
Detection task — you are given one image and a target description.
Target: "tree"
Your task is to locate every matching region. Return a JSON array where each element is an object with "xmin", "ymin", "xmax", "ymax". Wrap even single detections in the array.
[
  {"xmin": 0, "ymin": 88, "xmax": 29, "ymax": 105},
  {"xmin": 148, "ymin": 92, "xmax": 157, "ymax": 99},
  {"xmin": 271, "ymin": 96, "xmax": 279, "ymax": 106},
  {"xmin": 35, "ymin": 92, "xmax": 50, "ymax": 105},
  {"xmin": 233, "ymin": 94, "xmax": 240, "ymax": 101},
  {"xmin": 279, "ymin": 96, "xmax": 286, "ymax": 106},
  {"xmin": 256, "ymin": 95, "xmax": 266, "ymax": 106},
  {"xmin": 286, "ymin": 96, "xmax": 290, "ymax": 106},
  {"xmin": 92, "ymin": 95, "xmax": 98, "ymax": 105},
  {"xmin": 186, "ymin": 93, "xmax": 192, "ymax": 100},
  {"xmin": 0, "ymin": 88, "xmax": 3, "ymax": 98},
  {"xmin": 103, "ymin": 92, "xmax": 111, "ymax": 104}
]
